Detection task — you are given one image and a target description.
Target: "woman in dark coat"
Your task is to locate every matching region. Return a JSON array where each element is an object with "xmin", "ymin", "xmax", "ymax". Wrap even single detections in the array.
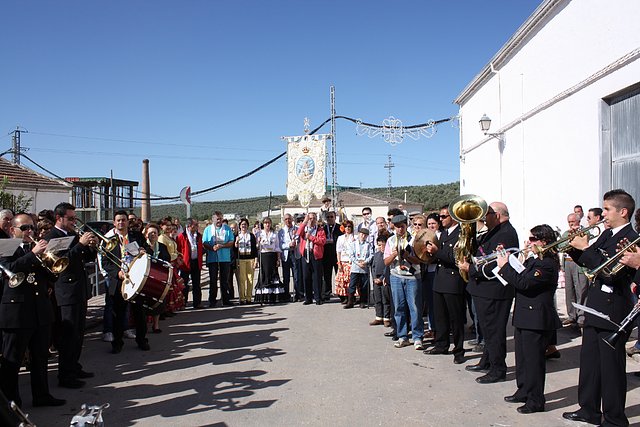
[{"xmin": 496, "ymin": 224, "xmax": 561, "ymax": 414}]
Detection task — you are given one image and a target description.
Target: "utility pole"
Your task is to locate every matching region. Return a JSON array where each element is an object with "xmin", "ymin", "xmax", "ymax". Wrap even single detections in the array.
[
  {"xmin": 330, "ymin": 86, "xmax": 337, "ymax": 205},
  {"xmin": 384, "ymin": 155, "xmax": 394, "ymax": 197},
  {"xmin": 9, "ymin": 127, "xmax": 28, "ymax": 164}
]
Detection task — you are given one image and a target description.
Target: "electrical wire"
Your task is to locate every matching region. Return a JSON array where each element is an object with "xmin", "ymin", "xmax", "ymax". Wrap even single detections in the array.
[{"xmin": 5, "ymin": 114, "xmax": 454, "ymax": 202}]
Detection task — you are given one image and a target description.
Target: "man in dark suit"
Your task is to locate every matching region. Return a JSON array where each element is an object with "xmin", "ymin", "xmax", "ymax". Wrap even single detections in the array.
[
  {"xmin": 0, "ymin": 213, "xmax": 65, "ymax": 408},
  {"xmin": 45, "ymin": 202, "xmax": 97, "ymax": 389},
  {"xmin": 424, "ymin": 205, "xmax": 467, "ymax": 364},
  {"xmin": 102, "ymin": 210, "xmax": 151, "ymax": 354},
  {"xmin": 462, "ymin": 201, "xmax": 519, "ymax": 384},
  {"xmin": 563, "ymin": 189, "xmax": 638, "ymax": 426},
  {"xmin": 321, "ymin": 211, "xmax": 342, "ymax": 301}
]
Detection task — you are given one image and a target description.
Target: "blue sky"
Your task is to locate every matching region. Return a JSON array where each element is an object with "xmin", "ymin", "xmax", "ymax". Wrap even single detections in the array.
[{"xmin": 0, "ymin": 0, "xmax": 540, "ymax": 205}]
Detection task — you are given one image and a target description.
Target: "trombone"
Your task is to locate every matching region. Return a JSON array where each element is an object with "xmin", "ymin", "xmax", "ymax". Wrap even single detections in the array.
[
  {"xmin": 74, "ymin": 219, "xmax": 119, "ymax": 252},
  {"xmin": 584, "ymin": 235, "xmax": 640, "ymax": 281},
  {"xmin": 534, "ymin": 219, "xmax": 605, "ymax": 258}
]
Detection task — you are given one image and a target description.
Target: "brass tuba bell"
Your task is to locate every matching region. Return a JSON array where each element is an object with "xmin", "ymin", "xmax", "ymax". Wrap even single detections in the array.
[{"xmin": 448, "ymin": 194, "xmax": 488, "ymax": 282}]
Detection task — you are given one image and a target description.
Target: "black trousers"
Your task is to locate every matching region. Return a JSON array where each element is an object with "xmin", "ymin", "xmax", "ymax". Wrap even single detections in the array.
[
  {"xmin": 0, "ymin": 325, "xmax": 51, "ymax": 405},
  {"xmin": 57, "ymin": 302, "xmax": 87, "ymax": 380},
  {"xmin": 432, "ymin": 291, "xmax": 466, "ymax": 355},
  {"xmin": 473, "ymin": 296, "xmax": 512, "ymax": 376},
  {"xmin": 301, "ymin": 254, "xmax": 323, "ymax": 303},
  {"xmin": 373, "ymin": 282, "xmax": 392, "ymax": 319},
  {"xmin": 513, "ymin": 327, "xmax": 552, "ymax": 411},
  {"xmin": 112, "ymin": 289, "xmax": 147, "ymax": 349},
  {"xmin": 180, "ymin": 259, "xmax": 201, "ymax": 307},
  {"xmin": 208, "ymin": 262, "xmax": 232, "ymax": 305},
  {"xmin": 577, "ymin": 325, "xmax": 629, "ymax": 426},
  {"xmin": 293, "ymin": 257, "xmax": 305, "ymax": 300},
  {"xmin": 281, "ymin": 255, "xmax": 295, "ymax": 298},
  {"xmin": 322, "ymin": 244, "xmax": 337, "ymax": 298}
]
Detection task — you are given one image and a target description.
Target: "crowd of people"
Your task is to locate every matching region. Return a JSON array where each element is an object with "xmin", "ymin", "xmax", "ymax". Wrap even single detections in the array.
[{"xmin": 2, "ymin": 190, "xmax": 640, "ymax": 425}]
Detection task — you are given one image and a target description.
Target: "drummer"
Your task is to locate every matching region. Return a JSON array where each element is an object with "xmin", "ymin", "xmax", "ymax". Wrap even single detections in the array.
[{"xmin": 102, "ymin": 210, "xmax": 152, "ymax": 354}]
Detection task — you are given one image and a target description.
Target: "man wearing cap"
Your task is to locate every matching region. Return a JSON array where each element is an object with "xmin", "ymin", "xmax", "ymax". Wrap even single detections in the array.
[
  {"xmin": 357, "ymin": 207, "xmax": 376, "ymax": 246},
  {"xmin": 344, "ymin": 227, "xmax": 373, "ymax": 309},
  {"xmin": 384, "ymin": 214, "xmax": 424, "ymax": 350}
]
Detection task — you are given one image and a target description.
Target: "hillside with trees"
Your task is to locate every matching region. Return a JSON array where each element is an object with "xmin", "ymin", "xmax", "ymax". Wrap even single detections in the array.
[{"xmin": 146, "ymin": 182, "xmax": 459, "ymax": 221}]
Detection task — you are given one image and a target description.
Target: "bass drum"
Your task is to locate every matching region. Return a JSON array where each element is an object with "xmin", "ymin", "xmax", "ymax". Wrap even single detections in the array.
[{"xmin": 122, "ymin": 254, "xmax": 173, "ymax": 310}]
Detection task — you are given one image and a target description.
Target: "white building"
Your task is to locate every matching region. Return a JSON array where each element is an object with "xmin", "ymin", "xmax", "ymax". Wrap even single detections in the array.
[
  {"xmin": 454, "ymin": 0, "xmax": 640, "ymax": 238},
  {"xmin": 0, "ymin": 157, "xmax": 71, "ymax": 212}
]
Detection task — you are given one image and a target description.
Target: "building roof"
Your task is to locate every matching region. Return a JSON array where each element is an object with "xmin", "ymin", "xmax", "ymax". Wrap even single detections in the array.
[
  {"xmin": 281, "ymin": 190, "xmax": 422, "ymax": 209},
  {"xmin": 0, "ymin": 157, "xmax": 71, "ymax": 191},
  {"xmin": 64, "ymin": 177, "xmax": 139, "ymax": 186},
  {"xmin": 453, "ymin": 0, "xmax": 561, "ymax": 105}
]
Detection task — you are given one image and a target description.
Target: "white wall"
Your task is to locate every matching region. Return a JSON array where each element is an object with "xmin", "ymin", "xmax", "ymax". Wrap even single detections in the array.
[
  {"xmin": 458, "ymin": 0, "xmax": 640, "ymax": 239},
  {"xmin": 6, "ymin": 187, "xmax": 71, "ymax": 213}
]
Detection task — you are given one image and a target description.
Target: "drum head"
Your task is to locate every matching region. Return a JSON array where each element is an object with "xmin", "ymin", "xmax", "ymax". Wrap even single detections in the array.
[{"xmin": 122, "ymin": 254, "xmax": 150, "ymax": 300}]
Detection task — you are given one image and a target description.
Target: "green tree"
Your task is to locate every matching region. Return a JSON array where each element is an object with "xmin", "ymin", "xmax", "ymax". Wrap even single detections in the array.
[{"xmin": 0, "ymin": 176, "xmax": 33, "ymax": 212}]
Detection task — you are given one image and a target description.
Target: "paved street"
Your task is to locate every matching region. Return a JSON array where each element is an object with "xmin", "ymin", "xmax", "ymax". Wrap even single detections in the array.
[{"xmin": 18, "ymin": 285, "xmax": 640, "ymax": 426}]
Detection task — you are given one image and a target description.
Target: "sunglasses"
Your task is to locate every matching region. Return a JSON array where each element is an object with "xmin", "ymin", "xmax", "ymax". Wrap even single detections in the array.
[
  {"xmin": 529, "ymin": 236, "xmax": 541, "ymax": 242},
  {"xmin": 439, "ymin": 214, "xmax": 449, "ymax": 219},
  {"xmin": 19, "ymin": 224, "xmax": 35, "ymax": 231}
]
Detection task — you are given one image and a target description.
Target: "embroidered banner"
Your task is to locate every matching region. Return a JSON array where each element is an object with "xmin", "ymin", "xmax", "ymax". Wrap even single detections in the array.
[{"xmin": 282, "ymin": 134, "xmax": 329, "ymax": 208}]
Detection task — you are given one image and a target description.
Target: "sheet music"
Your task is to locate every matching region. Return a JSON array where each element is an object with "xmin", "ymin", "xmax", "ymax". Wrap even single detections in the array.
[
  {"xmin": 46, "ymin": 236, "xmax": 75, "ymax": 252},
  {"xmin": 0, "ymin": 238, "xmax": 22, "ymax": 256}
]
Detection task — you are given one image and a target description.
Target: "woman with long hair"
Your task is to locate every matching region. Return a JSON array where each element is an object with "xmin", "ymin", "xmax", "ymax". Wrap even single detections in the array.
[{"xmin": 335, "ymin": 220, "xmax": 355, "ymax": 303}]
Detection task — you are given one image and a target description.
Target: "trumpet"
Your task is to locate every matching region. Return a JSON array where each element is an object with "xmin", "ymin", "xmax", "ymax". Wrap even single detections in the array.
[
  {"xmin": 0, "ymin": 262, "xmax": 25, "ymax": 288},
  {"xmin": 584, "ymin": 235, "xmax": 640, "ymax": 281},
  {"xmin": 534, "ymin": 219, "xmax": 605, "ymax": 258},
  {"xmin": 472, "ymin": 247, "xmax": 523, "ymax": 280},
  {"xmin": 27, "ymin": 236, "xmax": 70, "ymax": 274}
]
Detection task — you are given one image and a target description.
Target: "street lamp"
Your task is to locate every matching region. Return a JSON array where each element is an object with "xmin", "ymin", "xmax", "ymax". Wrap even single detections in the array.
[
  {"xmin": 479, "ymin": 114, "xmax": 492, "ymax": 133},
  {"xmin": 478, "ymin": 114, "xmax": 503, "ymax": 141}
]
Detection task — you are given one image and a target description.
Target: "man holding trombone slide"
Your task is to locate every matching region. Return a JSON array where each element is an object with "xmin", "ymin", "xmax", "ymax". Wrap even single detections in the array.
[{"xmin": 562, "ymin": 189, "xmax": 638, "ymax": 427}]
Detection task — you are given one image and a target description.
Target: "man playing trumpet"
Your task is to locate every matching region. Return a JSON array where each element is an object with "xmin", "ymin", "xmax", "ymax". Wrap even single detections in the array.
[
  {"xmin": 563, "ymin": 189, "xmax": 638, "ymax": 426},
  {"xmin": 45, "ymin": 202, "xmax": 97, "ymax": 389}
]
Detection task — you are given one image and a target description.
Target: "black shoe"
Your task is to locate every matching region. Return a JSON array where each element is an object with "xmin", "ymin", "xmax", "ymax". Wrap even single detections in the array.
[
  {"xmin": 424, "ymin": 348, "xmax": 448, "ymax": 355},
  {"xmin": 545, "ymin": 350, "xmax": 561, "ymax": 359},
  {"xmin": 504, "ymin": 395, "xmax": 527, "ymax": 403},
  {"xmin": 562, "ymin": 411, "xmax": 600, "ymax": 424},
  {"xmin": 476, "ymin": 373, "xmax": 506, "ymax": 384},
  {"xmin": 453, "ymin": 353, "xmax": 466, "ymax": 364},
  {"xmin": 58, "ymin": 378, "xmax": 85, "ymax": 389},
  {"xmin": 517, "ymin": 404, "xmax": 544, "ymax": 414},
  {"xmin": 303, "ymin": 300, "xmax": 312, "ymax": 305},
  {"xmin": 384, "ymin": 331, "xmax": 395, "ymax": 337},
  {"xmin": 315, "ymin": 301, "xmax": 323, "ymax": 305},
  {"xmin": 76, "ymin": 370, "xmax": 94, "ymax": 379},
  {"xmin": 111, "ymin": 343, "xmax": 123, "ymax": 354},
  {"xmin": 222, "ymin": 301, "xmax": 236, "ymax": 306},
  {"xmin": 465, "ymin": 363, "xmax": 489, "ymax": 372},
  {"xmin": 138, "ymin": 342, "xmax": 151, "ymax": 351},
  {"xmin": 33, "ymin": 395, "xmax": 66, "ymax": 407},
  {"xmin": 208, "ymin": 302, "xmax": 217, "ymax": 308}
]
